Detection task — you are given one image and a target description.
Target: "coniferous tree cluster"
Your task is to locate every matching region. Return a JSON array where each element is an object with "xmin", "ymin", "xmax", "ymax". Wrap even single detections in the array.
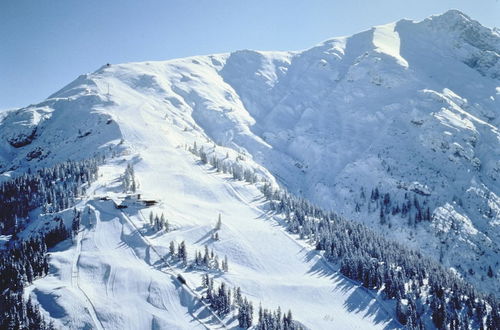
[
  {"xmin": 0, "ymin": 238, "xmax": 48, "ymax": 294},
  {"xmin": 262, "ymin": 184, "xmax": 500, "ymax": 329},
  {"xmin": 257, "ymin": 305, "xmax": 299, "ymax": 330},
  {"xmin": 193, "ymin": 245, "xmax": 228, "ymax": 272},
  {"xmin": 168, "ymin": 239, "xmax": 229, "ymax": 272},
  {"xmin": 200, "ymin": 275, "xmax": 300, "ymax": 329},
  {"xmin": 168, "ymin": 240, "xmax": 188, "ymax": 265},
  {"xmin": 237, "ymin": 297, "xmax": 254, "ymax": 328},
  {"xmin": 0, "ymin": 221, "xmax": 77, "ymax": 329},
  {"xmin": 204, "ymin": 278, "xmax": 232, "ymax": 316},
  {"xmin": 148, "ymin": 211, "xmax": 170, "ymax": 232},
  {"xmin": 357, "ymin": 187, "xmax": 432, "ymax": 227},
  {"xmin": 0, "ymin": 239, "xmax": 52, "ymax": 329},
  {"xmin": 0, "ymin": 155, "xmax": 93, "ymax": 328},
  {"xmin": 43, "ymin": 216, "xmax": 72, "ymax": 248},
  {"xmin": 186, "ymin": 143, "xmax": 499, "ymax": 329},
  {"xmin": 0, "ymin": 158, "xmax": 100, "ymax": 235},
  {"xmin": 188, "ymin": 142, "xmax": 259, "ymax": 184},
  {"xmin": 123, "ymin": 163, "xmax": 137, "ymax": 193}
]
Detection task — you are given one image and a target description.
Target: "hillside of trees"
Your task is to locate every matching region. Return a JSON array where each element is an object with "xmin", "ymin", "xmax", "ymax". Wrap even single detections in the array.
[
  {"xmin": 0, "ymin": 211, "xmax": 79, "ymax": 328},
  {"xmin": 201, "ymin": 275, "xmax": 302, "ymax": 330},
  {"xmin": 0, "ymin": 158, "xmax": 92, "ymax": 328},
  {"xmin": 0, "ymin": 157, "xmax": 101, "ymax": 235},
  {"xmin": 189, "ymin": 141, "xmax": 499, "ymax": 329}
]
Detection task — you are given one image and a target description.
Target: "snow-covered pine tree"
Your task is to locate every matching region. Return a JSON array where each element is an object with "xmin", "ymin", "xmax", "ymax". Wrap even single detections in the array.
[
  {"xmin": 222, "ymin": 255, "xmax": 229, "ymax": 272},
  {"xmin": 169, "ymin": 241, "xmax": 176, "ymax": 257},
  {"xmin": 178, "ymin": 241, "xmax": 187, "ymax": 265},
  {"xmin": 215, "ymin": 213, "xmax": 222, "ymax": 230}
]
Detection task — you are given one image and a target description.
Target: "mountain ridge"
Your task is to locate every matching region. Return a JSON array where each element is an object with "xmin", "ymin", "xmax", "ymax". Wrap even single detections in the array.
[
  {"xmin": 1, "ymin": 10, "xmax": 498, "ymax": 296},
  {"xmin": 0, "ymin": 10, "xmax": 499, "ymax": 328}
]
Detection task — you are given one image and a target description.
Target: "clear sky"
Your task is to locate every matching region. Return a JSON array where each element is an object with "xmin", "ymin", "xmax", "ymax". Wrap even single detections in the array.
[{"xmin": 1, "ymin": 0, "xmax": 499, "ymax": 109}]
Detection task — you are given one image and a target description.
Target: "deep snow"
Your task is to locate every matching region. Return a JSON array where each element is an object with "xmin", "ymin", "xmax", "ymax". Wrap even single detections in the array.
[
  {"xmin": 1, "ymin": 8, "xmax": 499, "ymax": 328},
  {"xmin": 22, "ymin": 118, "xmax": 400, "ymax": 329}
]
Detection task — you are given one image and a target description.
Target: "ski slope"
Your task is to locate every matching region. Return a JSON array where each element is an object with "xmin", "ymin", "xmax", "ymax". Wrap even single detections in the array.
[
  {"xmin": 22, "ymin": 85, "xmax": 400, "ymax": 327},
  {"xmin": 25, "ymin": 198, "xmax": 212, "ymax": 329},
  {"xmin": 0, "ymin": 9, "xmax": 497, "ymax": 328}
]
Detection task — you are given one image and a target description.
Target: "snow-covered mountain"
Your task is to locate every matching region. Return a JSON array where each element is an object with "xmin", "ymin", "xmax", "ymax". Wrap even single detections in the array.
[{"xmin": 1, "ymin": 9, "xmax": 499, "ymax": 329}]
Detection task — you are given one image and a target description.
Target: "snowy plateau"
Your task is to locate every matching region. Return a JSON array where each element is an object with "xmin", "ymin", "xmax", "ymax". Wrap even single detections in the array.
[{"xmin": 0, "ymin": 9, "xmax": 499, "ymax": 330}]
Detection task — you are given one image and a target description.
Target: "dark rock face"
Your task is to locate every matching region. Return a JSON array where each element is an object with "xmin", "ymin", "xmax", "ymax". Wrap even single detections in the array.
[
  {"xmin": 8, "ymin": 127, "xmax": 37, "ymax": 148},
  {"xmin": 26, "ymin": 147, "xmax": 44, "ymax": 161}
]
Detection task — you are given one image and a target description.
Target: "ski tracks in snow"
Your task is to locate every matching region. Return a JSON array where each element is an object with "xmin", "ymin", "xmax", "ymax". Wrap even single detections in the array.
[
  {"xmin": 119, "ymin": 207, "xmax": 228, "ymax": 330},
  {"xmin": 71, "ymin": 206, "xmax": 105, "ymax": 330},
  {"xmin": 219, "ymin": 170, "xmax": 400, "ymax": 325}
]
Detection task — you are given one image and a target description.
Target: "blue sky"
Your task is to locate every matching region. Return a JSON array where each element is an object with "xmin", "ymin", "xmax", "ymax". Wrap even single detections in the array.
[{"xmin": 1, "ymin": 0, "xmax": 498, "ymax": 109}]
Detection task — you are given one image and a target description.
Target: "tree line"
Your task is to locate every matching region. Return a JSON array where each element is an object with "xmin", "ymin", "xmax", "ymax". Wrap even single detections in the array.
[
  {"xmin": 201, "ymin": 275, "xmax": 302, "ymax": 329},
  {"xmin": 149, "ymin": 211, "xmax": 170, "ymax": 232},
  {"xmin": 0, "ymin": 209, "xmax": 81, "ymax": 329},
  {"xmin": 188, "ymin": 142, "xmax": 259, "ymax": 184},
  {"xmin": 264, "ymin": 184, "xmax": 499, "ymax": 329},
  {"xmin": 356, "ymin": 187, "xmax": 432, "ymax": 227},
  {"xmin": 168, "ymin": 240, "xmax": 229, "ymax": 273},
  {"xmin": 0, "ymin": 157, "xmax": 101, "ymax": 235},
  {"xmin": 187, "ymin": 140, "xmax": 499, "ymax": 329}
]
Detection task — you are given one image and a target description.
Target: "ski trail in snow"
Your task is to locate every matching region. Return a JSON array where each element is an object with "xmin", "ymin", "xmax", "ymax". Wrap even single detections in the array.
[
  {"xmin": 84, "ymin": 197, "xmax": 225, "ymax": 329},
  {"xmin": 221, "ymin": 175, "xmax": 400, "ymax": 324},
  {"xmin": 118, "ymin": 208, "xmax": 228, "ymax": 330},
  {"xmin": 71, "ymin": 211, "xmax": 105, "ymax": 330}
]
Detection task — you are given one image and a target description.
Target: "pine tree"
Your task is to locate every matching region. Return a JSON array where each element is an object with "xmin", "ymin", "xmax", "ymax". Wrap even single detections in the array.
[
  {"xmin": 234, "ymin": 287, "xmax": 242, "ymax": 306},
  {"xmin": 432, "ymin": 299, "xmax": 447, "ymax": 329},
  {"xmin": 283, "ymin": 309, "xmax": 293, "ymax": 330},
  {"xmin": 214, "ymin": 255, "xmax": 220, "ymax": 270},
  {"xmin": 178, "ymin": 241, "xmax": 187, "ymax": 265},
  {"xmin": 203, "ymin": 245, "xmax": 210, "ymax": 266},
  {"xmin": 202, "ymin": 274, "xmax": 209, "ymax": 288},
  {"xmin": 71, "ymin": 210, "xmax": 80, "ymax": 237},
  {"xmin": 169, "ymin": 241, "xmax": 176, "ymax": 257},
  {"xmin": 222, "ymin": 255, "xmax": 229, "ymax": 272},
  {"xmin": 487, "ymin": 266, "xmax": 493, "ymax": 278},
  {"xmin": 215, "ymin": 213, "xmax": 222, "ymax": 230},
  {"xmin": 238, "ymin": 297, "xmax": 253, "ymax": 328}
]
